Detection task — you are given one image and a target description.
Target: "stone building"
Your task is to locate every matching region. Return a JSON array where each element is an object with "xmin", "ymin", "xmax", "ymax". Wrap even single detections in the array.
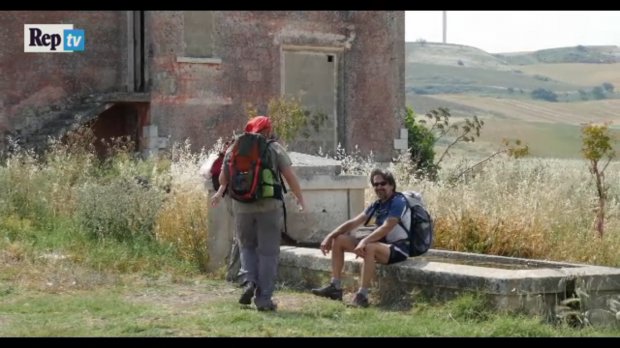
[{"xmin": 0, "ymin": 11, "xmax": 406, "ymax": 161}]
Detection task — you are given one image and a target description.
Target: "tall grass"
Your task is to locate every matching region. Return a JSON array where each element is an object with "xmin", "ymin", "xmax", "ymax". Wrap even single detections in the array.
[
  {"xmin": 335, "ymin": 148, "xmax": 620, "ymax": 266},
  {"xmin": 0, "ymin": 130, "xmax": 215, "ymax": 275},
  {"xmin": 2, "ymin": 126, "xmax": 620, "ymax": 272},
  {"xmin": 154, "ymin": 141, "xmax": 211, "ymax": 272},
  {"xmin": 388, "ymin": 154, "xmax": 620, "ymax": 266}
]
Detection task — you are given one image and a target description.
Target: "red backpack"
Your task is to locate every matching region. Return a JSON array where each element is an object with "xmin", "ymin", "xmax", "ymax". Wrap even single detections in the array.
[{"xmin": 226, "ymin": 132, "xmax": 283, "ymax": 202}]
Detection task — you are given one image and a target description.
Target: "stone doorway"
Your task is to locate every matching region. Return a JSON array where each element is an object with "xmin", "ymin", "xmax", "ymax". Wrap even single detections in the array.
[{"xmin": 88, "ymin": 102, "xmax": 149, "ymax": 158}]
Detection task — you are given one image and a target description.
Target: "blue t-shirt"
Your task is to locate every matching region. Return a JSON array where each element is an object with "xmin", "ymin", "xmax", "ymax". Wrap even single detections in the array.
[{"xmin": 364, "ymin": 193, "xmax": 410, "ymax": 243}]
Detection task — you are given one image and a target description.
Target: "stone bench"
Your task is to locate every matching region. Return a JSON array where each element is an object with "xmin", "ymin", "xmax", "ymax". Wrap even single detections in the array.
[{"xmin": 278, "ymin": 246, "xmax": 620, "ymax": 324}]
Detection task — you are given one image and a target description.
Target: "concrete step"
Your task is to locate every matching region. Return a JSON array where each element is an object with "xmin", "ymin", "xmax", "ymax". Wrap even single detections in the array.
[{"xmin": 278, "ymin": 246, "xmax": 620, "ymax": 323}]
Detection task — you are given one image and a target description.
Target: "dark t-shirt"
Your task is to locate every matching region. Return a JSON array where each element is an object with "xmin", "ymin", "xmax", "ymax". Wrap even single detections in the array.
[{"xmin": 363, "ymin": 193, "xmax": 410, "ymax": 243}]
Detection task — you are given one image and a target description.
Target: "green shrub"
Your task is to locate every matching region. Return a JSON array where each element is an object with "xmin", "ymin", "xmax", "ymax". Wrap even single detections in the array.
[
  {"xmin": 403, "ymin": 106, "xmax": 438, "ymax": 179},
  {"xmin": 531, "ymin": 88, "xmax": 558, "ymax": 102},
  {"xmin": 75, "ymin": 178, "xmax": 165, "ymax": 242}
]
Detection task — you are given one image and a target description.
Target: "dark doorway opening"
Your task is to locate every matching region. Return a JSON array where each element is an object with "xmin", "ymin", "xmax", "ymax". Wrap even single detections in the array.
[{"xmin": 88, "ymin": 102, "xmax": 149, "ymax": 159}]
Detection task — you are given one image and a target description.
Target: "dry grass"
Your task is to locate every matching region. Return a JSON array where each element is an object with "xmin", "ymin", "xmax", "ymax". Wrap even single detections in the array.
[
  {"xmin": 352, "ymin": 150, "xmax": 620, "ymax": 266},
  {"xmin": 0, "ymin": 133, "xmax": 219, "ymax": 274},
  {"xmin": 152, "ymin": 141, "xmax": 213, "ymax": 271},
  {"xmin": 518, "ymin": 63, "xmax": 620, "ymax": 87},
  {"xmin": 155, "ymin": 191, "xmax": 210, "ymax": 271},
  {"xmin": 394, "ymin": 157, "xmax": 620, "ymax": 266},
  {"xmin": 3, "ymin": 127, "xmax": 620, "ymax": 272},
  {"xmin": 430, "ymin": 94, "xmax": 620, "ymax": 126}
]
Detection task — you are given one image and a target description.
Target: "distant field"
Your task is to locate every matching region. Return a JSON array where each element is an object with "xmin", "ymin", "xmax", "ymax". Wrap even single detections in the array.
[
  {"xmin": 406, "ymin": 42, "xmax": 512, "ymax": 71},
  {"xmin": 406, "ymin": 63, "xmax": 581, "ymax": 94},
  {"xmin": 431, "ymin": 116, "xmax": 583, "ymax": 159},
  {"xmin": 407, "ymin": 95, "xmax": 620, "ymax": 159},
  {"xmin": 406, "ymin": 94, "xmax": 489, "ymax": 117},
  {"xmin": 405, "ymin": 43, "xmax": 620, "ymax": 159},
  {"xmin": 496, "ymin": 45, "xmax": 620, "ymax": 65},
  {"xmin": 428, "ymin": 95, "xmax": 620, "ymax": 126},
  {"xmin": 435, "ymin": 117, "xmax": 620, "ymax": 159},
  {"xmin": 478, "ymin": 119, "xmax": 584, "ymax": 158},
  {"xmin": 518, "ymin": 63, "xmax": 620, "ymax": 87}
]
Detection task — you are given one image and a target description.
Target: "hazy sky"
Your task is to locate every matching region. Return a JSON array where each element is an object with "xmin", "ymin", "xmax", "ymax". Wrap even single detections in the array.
[{"xmin": 406, "ymin": 11, "xmax": 620, "ymax": 53}]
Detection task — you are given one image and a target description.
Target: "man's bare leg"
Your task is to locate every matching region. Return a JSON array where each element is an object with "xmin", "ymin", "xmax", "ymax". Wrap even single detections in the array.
[{"xmin": 331, "ymin": 234, "xmax": 357, "ymax": 279}]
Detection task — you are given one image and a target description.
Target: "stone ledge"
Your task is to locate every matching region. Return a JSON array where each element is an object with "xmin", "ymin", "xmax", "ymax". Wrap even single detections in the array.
[
  {"xmin": 176, "ymin": 56, "xmax": 222, "ymax": 65},
  {"xmin": 278, "ymin": 246, "xmax": 620, "ymax": 316}
]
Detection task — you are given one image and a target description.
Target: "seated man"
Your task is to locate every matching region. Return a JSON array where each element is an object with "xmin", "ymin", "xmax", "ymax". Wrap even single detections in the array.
[{"xmin": 310, "ymin": 168, "xmax": 410, "ymax": 308}]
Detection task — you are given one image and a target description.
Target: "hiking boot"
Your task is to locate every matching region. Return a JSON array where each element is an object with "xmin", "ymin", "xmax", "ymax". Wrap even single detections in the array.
[
  {"xmin": 239, "ymin": 281, "xmax": 255, "ymax": 305},
  {"xmin": 255, "ymin": 299, "xmax": 277, "ymax": 312},
  {"xmin": 348, "ymin": 292, "xmax": 369, "ymax": 308},
  {"xmin": 311, "ymin": 283, "xmax": 343, "ymax": 301}
]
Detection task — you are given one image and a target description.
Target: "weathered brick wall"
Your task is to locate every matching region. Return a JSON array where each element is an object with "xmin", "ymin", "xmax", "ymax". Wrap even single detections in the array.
[
  {"xmin": 0, "ymin": 11, "xmax": 127, "ymax": 150},
  {"xmin": 345, "ymin": 12, "xmax": 405, "ymax": 162},
  {"xmin": 148, "ymin": 11, "xmax": 404, "ymax": 161},
  {"xmin": 1, "ymin": 11, "xmax": 405, "ymax": 160}
]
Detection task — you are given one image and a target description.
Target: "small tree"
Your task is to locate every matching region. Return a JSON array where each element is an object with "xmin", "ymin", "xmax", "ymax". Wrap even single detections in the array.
[
  {"xmin": 591, "ymin": 86, "xmax": 606, "ymax": 100},
  {"xmin": 581, "ymin": 123, "xmax": 615, "ymax": 238},
  {"xmin": 404, "ymin": 106, "xmax": 529, "ymax": 183},
  {"xmin": 602, "ymin": 82, "xmax": 614, "ymax": 93},
  {"xmin": 422, "ymin": 107, "xmax": 484, "ymax": 168},
  {"xmin": 403, "ymin": 106, "xmax": 437, "ymax": 179},
  {"xmin": 403, "ymin": 106, "xmax": 486, "ymax": 180},
  {"xmin": 448, "ymin": 139, "xmax": 529, "ymax": 184},
  {"xmin": 246, "ymin": 96, "xmax": 326, "ymax": 144},
  {"xmin": 531, "ymin": 88, "xmax": 558, "ymax": 102}
]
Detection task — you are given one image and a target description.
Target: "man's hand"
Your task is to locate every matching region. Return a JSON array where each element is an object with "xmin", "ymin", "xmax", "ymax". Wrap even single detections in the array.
[
  {"xmin": 353, "ymin": 239, "xmax": 367, "ymax": 259},
  {"xmin": 210, "ymin": 192, "xmax": 222, "ymax": 207},
  {"xmin": 319, "ymin": 235, "xmax": 333, "ymax": 256},
  {"xmin": 295, "ymin": 195, "xmax": 306, "ymax": 212}
]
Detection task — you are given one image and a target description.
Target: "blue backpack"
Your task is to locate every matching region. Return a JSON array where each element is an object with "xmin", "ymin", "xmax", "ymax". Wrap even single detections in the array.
[{"xmin": 365, "ymin": 191, "xmax": 433, "ymax": 257}]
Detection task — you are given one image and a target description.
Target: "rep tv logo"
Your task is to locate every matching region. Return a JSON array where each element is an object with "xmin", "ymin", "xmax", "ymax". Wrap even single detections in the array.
[{"xmin": 24, "ymin": 24, "xmax": 85, "ymax": 53}]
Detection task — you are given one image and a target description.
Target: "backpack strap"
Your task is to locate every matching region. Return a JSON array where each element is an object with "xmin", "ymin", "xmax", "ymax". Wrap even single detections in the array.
[
  {"xmin": 266, "ymin": 139, "xmax": 288, "ymax": 195},
  {"xmin": 280, "ymin": 199, "xmax": 298, "ymax": 245},
  {"xmin": 262, "ymin": 138, "xmax": 287, "ymax": 193},
  {"xmin": 364, "ymin": 200, "xmax": 380, "ymax": 226},
  {"xmin": 393, "ymin": 192, "xmax": 411, "ymax": 232},
  {"xmin": 279, "ymin": 172, "xmax": 287, "ymax": 194},
  {"xmin": 367, "ymin": 191, "xmax": 408, "ymax": 226}
]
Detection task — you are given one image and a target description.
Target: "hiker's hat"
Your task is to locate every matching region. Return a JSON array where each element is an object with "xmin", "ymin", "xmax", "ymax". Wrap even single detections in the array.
[{"xmin": 245, "ymin": 116, "xmax": 272, "ymax": 133}]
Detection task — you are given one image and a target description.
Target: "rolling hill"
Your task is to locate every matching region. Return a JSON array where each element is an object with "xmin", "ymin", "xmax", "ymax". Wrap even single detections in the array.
[
  {"xmin": 517, "ymin": 63, "xmax": 620, "ymax": 88},
  {"xmin": 405, "ymin": 42, "xmax": 620, "ymax": 159}
]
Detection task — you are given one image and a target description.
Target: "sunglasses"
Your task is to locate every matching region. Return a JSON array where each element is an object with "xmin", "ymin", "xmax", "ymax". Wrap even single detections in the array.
[{"xmin": 372, "ymin": 181, "xmax": 388, "ymax": 187}]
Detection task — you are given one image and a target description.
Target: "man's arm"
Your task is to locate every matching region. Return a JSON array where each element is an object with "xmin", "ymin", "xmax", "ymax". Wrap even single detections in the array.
[
  {"xmin": 361, "ymin": 217, "xmax": 399, "ymax": 244},
  {"xmin": 280, "ymin": 165, "xmax": 306, "ymax": 211},
  {"xmin": 319, "ymin": 212, "xmax": 367, "ymax": 255},
  {"xmin": 210, "ymin": 156, "xmax": 230, "ymax": 207},
  {"xmin": 218, "ymin": 166, "xmax": 228, "ymax": 188},
  {"xmin": 363, "ymin": 195, "xmax": 407, "ymax": 244},
  {"xmin": 352, "ymin": 217, "xmax": 400, "ymax": 258},
  {"xmin": 328, "ymin": 212, "xmax": 368, "ymax": 239}
]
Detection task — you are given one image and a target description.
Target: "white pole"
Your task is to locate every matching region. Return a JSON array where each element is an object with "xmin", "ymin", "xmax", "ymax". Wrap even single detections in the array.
[{"xmin": 442, "ymin": 11, "xmax": 447, "ymax": 44}]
